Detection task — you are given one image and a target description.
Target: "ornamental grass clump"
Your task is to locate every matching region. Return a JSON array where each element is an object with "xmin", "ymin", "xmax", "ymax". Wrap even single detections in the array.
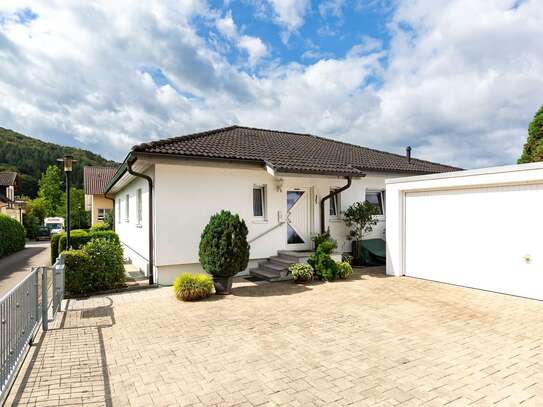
[
  {"xmin": 173, "ymin": 273, "xmax": 214, "ymax": 301},
  {"xmin": 288, "ymin": 263, "xmax": 314, "ymax": 283},
  {"xmin": 336, "ymin": 261, "xmax": 353, "ymax": 279}
]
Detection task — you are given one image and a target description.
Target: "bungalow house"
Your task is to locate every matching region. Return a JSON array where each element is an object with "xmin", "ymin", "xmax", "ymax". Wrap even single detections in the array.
[
  {"xmin": 0, "ymin": 171, "xmax": 25, "ymax": 223},
  {"xmin": 83, "ymin": 166, "xmax": 117, "ymax": 225},
  {"xmin": 104, "ymin": 126, "xmax": 459, "ymax": 285}
]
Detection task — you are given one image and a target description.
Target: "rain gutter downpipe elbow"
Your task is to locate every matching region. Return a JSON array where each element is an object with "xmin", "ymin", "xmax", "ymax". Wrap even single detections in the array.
[
  {"xmin": 127, "ymin": 156, "xmax": 155, "ymax": 285},
  {"xmin": 320, "ymin": 176, "xmax": 352, "ymax": 234}
]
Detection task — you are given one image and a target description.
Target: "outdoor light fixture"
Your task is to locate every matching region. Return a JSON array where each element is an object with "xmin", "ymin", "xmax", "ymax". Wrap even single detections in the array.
[
  {"xmin": 274, "ymin": 177, "xmax": 284, "ymax": 192},
  {"xmin": 57, "ymin": 155, "xmax": 77, "ymax": 249}
]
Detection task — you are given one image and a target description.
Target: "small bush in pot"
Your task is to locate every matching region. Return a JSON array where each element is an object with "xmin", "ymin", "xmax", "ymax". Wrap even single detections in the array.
[
  {"xmin": 199, "ymin": 210, "xmax": 250, "ymax": 294},
  {"xmin": 173, "ymin": 273, "xmax": 214, "ymax": 301},
  {"xmin": 288, "ymin": 263, "xmax": 314, "ymax": 283},
  {"xmin": 344, "ymin": 201, "xmax": 380, "ymax": 265},
  {"xmin": 336, "ymin": 261, "xmax": 353, "ymax": 279}
]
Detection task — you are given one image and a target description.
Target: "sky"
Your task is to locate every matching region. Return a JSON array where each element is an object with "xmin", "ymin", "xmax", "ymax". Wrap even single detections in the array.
[{"xmin": 0, "ymin": 0, "xmax": 542, "ymax": 168}]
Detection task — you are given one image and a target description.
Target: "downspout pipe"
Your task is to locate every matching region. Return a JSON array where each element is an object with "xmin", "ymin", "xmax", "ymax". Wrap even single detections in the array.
[
  {"xmin": 127, "ymin": 157, "xmax": 155, "ymax": 285},
  {"xmin": 103, "ymin": 193, "xmax": 115, "ymax": 231},
  {"xmin": 320, "ymin": 177, "xmax": 352, "ymax": 234}
]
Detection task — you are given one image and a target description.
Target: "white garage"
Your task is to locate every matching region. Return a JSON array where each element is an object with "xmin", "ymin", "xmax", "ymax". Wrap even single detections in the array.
[{"xmin": 386, "ymin": 162, "xmax": 543, "ymax": 301}]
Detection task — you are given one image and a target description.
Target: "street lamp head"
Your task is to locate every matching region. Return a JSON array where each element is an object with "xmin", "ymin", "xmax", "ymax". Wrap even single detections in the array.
[{"xmin": 57, "ymin": 155, "xmax": 76, "ymax": 172}]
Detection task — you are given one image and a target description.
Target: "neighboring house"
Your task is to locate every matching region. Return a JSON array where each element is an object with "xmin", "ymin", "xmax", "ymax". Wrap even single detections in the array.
[
  {"xmin": 83, "ymin": 166, "xmax": 117, "ymax": 225},
  {"xmin": 104, "ymin": 126, "xmax": 459, "ymax": 285},
  {"xmin": 0, "ymin": 171, "xmax": 25, "ymax": 223}
]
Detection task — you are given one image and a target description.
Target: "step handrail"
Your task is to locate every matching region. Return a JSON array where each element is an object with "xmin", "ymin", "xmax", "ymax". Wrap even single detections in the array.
[{"xmin": 248, "ymin": 221, "xmax": 285, "ymax": 244}]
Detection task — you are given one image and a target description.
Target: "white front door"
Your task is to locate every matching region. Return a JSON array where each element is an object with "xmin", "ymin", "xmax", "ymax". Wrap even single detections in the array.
[{"xmin": 286, "ymin": 188, "xmax": 311, "ymax": 250}]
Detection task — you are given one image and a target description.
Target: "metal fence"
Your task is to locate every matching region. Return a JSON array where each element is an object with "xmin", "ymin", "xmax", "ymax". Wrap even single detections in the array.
[{"xmin": 0, "ymin": 254, "xmax": 65, "ymax": 403}]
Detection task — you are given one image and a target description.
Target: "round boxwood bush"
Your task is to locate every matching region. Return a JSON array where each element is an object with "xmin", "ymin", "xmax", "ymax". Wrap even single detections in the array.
[
  {"xmin": 0, "ymin": 214, "xmax": 25, "ymax": 258},
  {"xmin": 198, "ymin": 210, "xmax": 250, "ymax": 278},
  {"xmin": 288, "ymin": 263, "xmax": 314, "ymax": 283},
  {"xmin": 82, "ymin": 237, "xmax": 125, "ymax": 292},
  {"xmin": 173, "ymin": 273, "xmax": 214, "ymax": 301}
]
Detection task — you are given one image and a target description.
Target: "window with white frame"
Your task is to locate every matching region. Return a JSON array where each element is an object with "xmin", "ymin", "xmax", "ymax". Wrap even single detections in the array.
[
  {"xmin": 117, "ymin": 199, "xmax": 121, "ymax": 224},
  {"xmin": 125, "ymin": 194, "xmax": 130, "ymax": 222},
  {"xmin": 365, "ymin": 190, "xmax": 385, "ymax": 215},
  {"xmin": 252, "ymin": 185, "xmax": 266, "ymax": 218},
  {"xmin": 97, "ymin": 208, "xmax": 107, "ymax": 221},
  {"xmin": 136, "ymin": 188, "xmax": 142, "ymax": 224},
  {"xmin": 329, "ymin": 188, "xmax": 341, "ymax": 217}
]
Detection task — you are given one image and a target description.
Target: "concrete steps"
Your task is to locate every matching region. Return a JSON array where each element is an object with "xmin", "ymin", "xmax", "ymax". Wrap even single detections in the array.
[{"xmin": 250, "ymin": 250, "xmax": 314, "ymax": 282}]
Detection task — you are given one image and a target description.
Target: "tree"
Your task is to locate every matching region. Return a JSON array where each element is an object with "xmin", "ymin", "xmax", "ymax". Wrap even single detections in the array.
[
  {"xmin": 38, "ymin": 165, "xmax": 64, "ymax": 216},
  {"xmin": 518, "ymin": 105, "xmax": 543, "ymax": 163},
  {"xmin": 59, "ymin": 187, "xmax": 89, "ymax": 230},
  {"xmin": 22, "ymin": 197, "xmax": 48, "ymax": 238}
]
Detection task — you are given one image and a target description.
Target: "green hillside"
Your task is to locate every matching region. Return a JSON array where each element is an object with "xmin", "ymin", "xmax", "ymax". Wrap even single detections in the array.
[{"xmin": 0, "ymin": 127, "xmax": 117, "ymax": 197}]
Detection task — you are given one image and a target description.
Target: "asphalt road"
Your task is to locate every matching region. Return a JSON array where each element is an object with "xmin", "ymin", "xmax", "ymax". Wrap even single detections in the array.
[{"xmin": 0, "ymin": 241, "xmax": 50, "ymax": 297}]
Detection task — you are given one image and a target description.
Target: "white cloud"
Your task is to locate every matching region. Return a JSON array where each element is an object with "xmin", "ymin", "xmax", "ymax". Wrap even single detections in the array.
[
  {"xmin": 0, "ymin": 0, "xmax": 542, "ymax": 169},
  {"xmin": 267, "ymin": 0, "xmax": 310, "ymax": 38},
  {"xmin": 319, "ymin": 0, "xmax": 344, "ymax": 17},
  {"xmin": 214, "ymin": 10, "xmax": 268, "ymax": 66}
]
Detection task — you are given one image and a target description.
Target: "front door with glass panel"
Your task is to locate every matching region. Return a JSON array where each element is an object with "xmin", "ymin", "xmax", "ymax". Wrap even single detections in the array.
[{"xmin": 286, "ymin": 188, "xmax": 311, "ymax": 250}]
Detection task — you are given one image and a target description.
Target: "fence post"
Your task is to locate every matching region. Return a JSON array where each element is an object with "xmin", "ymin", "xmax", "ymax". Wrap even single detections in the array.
[{"xmin": 41, "ymin": 267, "xmax": 48, "ymax": 332}]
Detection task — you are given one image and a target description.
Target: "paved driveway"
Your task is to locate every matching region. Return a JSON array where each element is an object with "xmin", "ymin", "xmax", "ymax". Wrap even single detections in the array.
[
  {"xmin": 7, "ymin": 269, "xmax": 543, "ymax": 406},
  {"xmin": 0, "ymin": 241, "xmax": 50, "ymax": 296}
]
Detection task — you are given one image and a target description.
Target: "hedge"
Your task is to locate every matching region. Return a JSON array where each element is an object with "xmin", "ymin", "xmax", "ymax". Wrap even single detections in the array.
[
  {"xmin": 51, "ymin": 229, "xmax": 120, "ymax": 264},
  {"xmin": 0, "ymin": 214, "xmax": 26, "ymax": 258},
  {"xmin": 64, "ymin": 237, "xmax": 126, "ymax": 295}
]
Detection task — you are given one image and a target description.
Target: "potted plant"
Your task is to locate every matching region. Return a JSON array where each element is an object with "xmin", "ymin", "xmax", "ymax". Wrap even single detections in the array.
[
  {"xmin": 343, "ymin": 201, "xmax": 379, "ymax": 265},
  {"xmin": 198, "ymin": 210, "xmax": 250, "ymax": 294}
]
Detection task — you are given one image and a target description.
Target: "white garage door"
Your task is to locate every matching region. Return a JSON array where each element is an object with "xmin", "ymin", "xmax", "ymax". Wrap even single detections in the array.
[{"xmin": 405, "ymin": 184, "xmax": 543, "ymax": 300}]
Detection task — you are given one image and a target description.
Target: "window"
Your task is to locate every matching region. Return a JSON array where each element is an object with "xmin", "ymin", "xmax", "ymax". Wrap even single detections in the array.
[
  {"xmin": 97, "ymin": 208, "xmax": 107, "ymax": 221},
  {"xmin": 253, "ymin": 186, "xmax": 266, "ymax": 218},
  {"xmin": 365, "ymin": 190, "xmax": 385, "ymax": 215},
  {"xmin": 117, "ymin": 200, "xmax": 121, "ymax": 224},
  {"xmin": 329, "ymin": 189, "xmax": 340, "ymax": 217},
  {"xmin": 125, "ymin": 194, "xmax": 130, "ymax": 222},
  {"xmin": 136, "ymin": 188, "xmax": 142, "ymax": 224}
]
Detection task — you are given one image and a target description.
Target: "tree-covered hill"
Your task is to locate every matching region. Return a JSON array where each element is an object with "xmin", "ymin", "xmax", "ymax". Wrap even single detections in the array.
[{"xmin": 0, "ymin": 127, "xmax": 118, "ymax": 197}]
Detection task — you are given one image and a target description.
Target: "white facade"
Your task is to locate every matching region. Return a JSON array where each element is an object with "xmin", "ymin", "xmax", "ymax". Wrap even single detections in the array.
[
  {"xmin": 112, "ymin": 158, "xmax": 401, "ymax": 285},
  {"xmin": 386, "ymin": 162, "xmax": 543, "ymax": 301}
]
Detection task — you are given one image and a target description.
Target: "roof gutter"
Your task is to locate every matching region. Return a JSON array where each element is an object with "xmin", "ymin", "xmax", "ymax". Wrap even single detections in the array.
[
  {"xmin": 126, "ymin": 156, "xmax": 154, "ymax": 285},
  {"xmin": 320, "ymin": 176, "xmax": 353, "ymax": 234}
]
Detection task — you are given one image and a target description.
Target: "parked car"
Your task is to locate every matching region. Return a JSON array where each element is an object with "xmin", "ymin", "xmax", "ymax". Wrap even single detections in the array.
[{"xmin": 36, "ymin": 226, "xmax": 51, "ymax": 241}]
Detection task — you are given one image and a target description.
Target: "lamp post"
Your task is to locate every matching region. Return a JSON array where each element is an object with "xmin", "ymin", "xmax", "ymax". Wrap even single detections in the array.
[{"xmin": 57, "ymin": 155, "xmax": 76, "ymax": 249}]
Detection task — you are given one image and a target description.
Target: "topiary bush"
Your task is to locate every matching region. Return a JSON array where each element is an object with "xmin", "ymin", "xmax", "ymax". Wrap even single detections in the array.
[
  {"xmin": 288, "ymin": 263, "xmax": 314, "ymax": 283},
  {"xmin": 173, "ymin": 273, "xmax": 214, "ymax": 301},
  {"xmin": 0, "ymin": 214, "xmax": 26, "ymax": 258},
  {"xmin": 199, "ymin": 210, "xmax": 250, "ymax": 278},
  {"xmin": 336, "ymin": 261, "xmax": 353, "ymax": 280},
  {"xmin": 90, "ymin": 222, "xmax": 111, "ymax": 232}
]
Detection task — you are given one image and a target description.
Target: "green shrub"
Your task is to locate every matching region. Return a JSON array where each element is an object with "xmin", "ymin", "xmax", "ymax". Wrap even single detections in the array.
[
  {"xmin": 64, "ymin": 237, "xmax": 125, "ymax": 296},
  {"xmin": 0, "ymin": 214, "xmax": 25, "ymax": 258},
  {"xmin": 288, "ymin": 263, "xmax": 314, "ymax": 283},
  {"xmin": 173, "ymin": 273, "xmax": 214, "ymax": 301},
  {"xmin": 341, "ymin": 254, "xmax": 353, "ymax": 264},
  {"xmin": 311, "ymin": 230, "xmax": 336, "ymax": 249},
  {"xmin": 308, "ymin": 239, "xmax": 338, "ymax": 281},
  {"xmin": 90, "ymin": 222, "xmax": 111, "ymax": 232},
  {"xmin": 336, "ymin": 261, "xmax": 353, "ymax": 279},
  {"xmin": 64, "ymin": 250, "xmax": 94, "ymax": 295},
  {"xmin": 82, "ymin": 238, "xmax": 125, "ymax": 292},
  {"xmin": 52, "ymin": 229, "xmax": 120, "ymax": 263},
  {"xmin": 199, "ymin": 210, "xmax": 250, "ymax": 278}
]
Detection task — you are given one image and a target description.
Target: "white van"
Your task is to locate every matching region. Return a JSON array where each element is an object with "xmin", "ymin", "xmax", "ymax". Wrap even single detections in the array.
[{"xmin": 44, "ymin": 217, "xmax": 65, "ymax": 235}]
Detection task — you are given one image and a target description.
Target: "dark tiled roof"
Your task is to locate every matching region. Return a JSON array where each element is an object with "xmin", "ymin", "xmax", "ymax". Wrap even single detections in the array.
[
  {"xmin": 84, "ymin": 166, "xmax": 117, "ymax": 195},
  {"xmin": 132, "ymin": 126, "xmax": 460, "ymax": 175},
  {"xmin": 0, "ymin": 172, "xmax": 17, "ymax": 186}
]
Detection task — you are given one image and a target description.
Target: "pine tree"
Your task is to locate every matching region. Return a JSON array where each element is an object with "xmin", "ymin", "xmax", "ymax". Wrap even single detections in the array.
[{"xmin": 518, "ymin": 105, "xmax": 543, "ymax": 163}]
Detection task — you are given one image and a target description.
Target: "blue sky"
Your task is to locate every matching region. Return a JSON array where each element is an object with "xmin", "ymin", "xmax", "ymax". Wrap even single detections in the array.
[{"xmin": 0, "ymin": 0, "xmax": 542, "ymax": 168}]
